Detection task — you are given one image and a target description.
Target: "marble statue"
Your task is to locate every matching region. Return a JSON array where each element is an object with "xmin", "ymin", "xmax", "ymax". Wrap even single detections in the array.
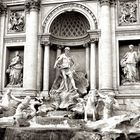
[
  {"xmin": 0, "ymin": 89, "xmax": 12, "ymax": 113},
  {"xmin": 10, "ymin": 95, "xmax": 42, "ymax": 127},
  {"xmin": 120, "ymin": 44, "xmax": 140, "ymax": 84},
  {"xmin": 11, "ymin": 95, "xmax": 31, "ymax": 126},
  {"xmin": 98, "ymin": 92, "xmax": 119, "ymax": 120},
  {"xmin": 47, "ymin": 47, "xmax": 88, "ymax": 111},
  {"xmin": 6, "ymin": 51, "xmax": 23, "ymax": 87},
  {"xmin": 84, "ymin": 90, "xmax": 98, "ymax": 122},
  {"xmin": 54, "ymin": 47, "xmax": 78, "ymax": 92}
]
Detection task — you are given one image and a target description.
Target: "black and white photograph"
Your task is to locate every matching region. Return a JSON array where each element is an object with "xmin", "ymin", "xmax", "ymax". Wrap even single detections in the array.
[{"xmin": 0, "ymin": 0, "xmax": 140, "ymax": 139}]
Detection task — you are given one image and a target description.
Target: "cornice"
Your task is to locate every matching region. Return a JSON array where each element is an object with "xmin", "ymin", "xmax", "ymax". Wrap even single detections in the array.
[
  {"xmin": 48, "ymin": 34, "xmax": 90, "ymax": 46},
  {"xmin": 4, "ymin": 35, "xmax": 26, "ymax": 43},
  {"xmin": 116, "ymin": 28, "xmax": 140, "ymax": 36}
]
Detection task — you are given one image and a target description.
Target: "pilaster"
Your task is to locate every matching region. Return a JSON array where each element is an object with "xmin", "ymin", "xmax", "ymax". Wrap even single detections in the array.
[
  {"xmin": 0, "ymin": 3, "xmax": 6, "ymax": 94},
  {"xmin": 83, "ymin": 43, "xmax": 90, "ymax": 81}
]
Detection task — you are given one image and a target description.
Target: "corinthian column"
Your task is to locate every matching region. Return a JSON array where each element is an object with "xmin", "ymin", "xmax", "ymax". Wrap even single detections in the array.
[
  {"xmin": 0, "ymin": 3, "xmax": 6, "ymax": 93},
  {"xmin": 23, "ymin": 0, "xmax": 40, "ymax": 95},
  {"xmin": 43, "ymin": 41, "xmax": 50, "ymax": 96},
  {"xmin": 99, "ymin": 0, "xmax": 113, "ymax": 91},
  {"xmin": 90, "ymin": 38, "xmax": 98, "ymax": 91},
  {"xmin": 84, "ymin": 44, "xmax": 90, "ymax": 81}
]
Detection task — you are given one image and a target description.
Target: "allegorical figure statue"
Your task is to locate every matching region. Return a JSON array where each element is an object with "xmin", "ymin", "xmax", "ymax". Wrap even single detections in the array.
[
  {"xmin": 54, "ymin": 47, "xmax": 78, "ymax": 92},
  {"xmin": 11, "ymin": 95, "xmax": 43, "ymax": 127},
  {"xmin": 120, "ymin": 44, "xmax": 140, "ymax": 84},
  {"xmin": 6, "ymin": 51, "xmax": 23, "ymax": 87}
]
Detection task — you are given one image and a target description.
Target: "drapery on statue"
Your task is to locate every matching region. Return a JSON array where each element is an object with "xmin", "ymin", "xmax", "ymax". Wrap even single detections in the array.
[
  {"xmin": 54, "ymin": 47, "xmax": 78, "ymax": 92},
  {"xmin": 6, "ymin": 51, "xmax": 23, "ymax": 87},
  {"xmin": 120, "ymin": 44, "xmax": 140, "ymax": 84}
]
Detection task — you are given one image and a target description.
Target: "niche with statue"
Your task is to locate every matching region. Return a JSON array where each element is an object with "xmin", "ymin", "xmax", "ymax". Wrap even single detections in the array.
[{"xmin": 5, "ymin": 47, "xmax": 24, "ymax": 88}]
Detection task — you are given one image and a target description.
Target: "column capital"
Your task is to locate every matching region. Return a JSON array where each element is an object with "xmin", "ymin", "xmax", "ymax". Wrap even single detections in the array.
[
  {"xmin": 57, "ymin": 45, "xmax": 64, "ymax": 49},
  {"xmin": 90, "ymin": 38, "xmax": 98, "ymax": 43},
  {"xmin": 87, "ymin": 30, "xmax": 100, "ymax": 39},
  {"xmin": 111, "ymin": 0, "xmax": 116, "ymax": 7},
  {"xmin": 0, "ymin": 3, "xmax": 7, "ymax": 15},
  {"xmin": 25, "ymin": 0, "xmax": 41, "ymax": 12},
  {"xmin": 83, "ymin": 43, "xmax": 89, "ymax": 48},
  {"xmin": 42, "ymin": 41, "xmax": 50, "ymax": 46},
  {"xmin": 99, "ymin": 0, "xmax": 112, "ymax": 6},
  {"xmin": 41, "ymin": 34, "xmax": 51, "ymax": 46}
]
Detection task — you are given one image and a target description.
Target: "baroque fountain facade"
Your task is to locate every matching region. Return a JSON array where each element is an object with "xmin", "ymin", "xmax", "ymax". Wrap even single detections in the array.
[{"xmin": 0, "ymin": 0, "xmax": 140, "ymax": 139}]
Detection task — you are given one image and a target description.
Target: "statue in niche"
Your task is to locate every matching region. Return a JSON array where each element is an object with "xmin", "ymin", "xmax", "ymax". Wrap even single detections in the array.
[
  {"xmin": 54, "ymin": 47, "xmax": 78, "ymax": 92},
  {"xmin": 120, "ymin": 44, "xmax": 140, "ymax": 85},
  {"xmin": 48, "ymin": 47, "xmax": 89, "ymax": 110},
  {"xmin": 119, "ymin": 1, "xmax": 137, "ymax": 25},
  {"xmin": 6, "ymin": 51, "xmax": 23, "ymax": 87},
  {"xmin": 8, "ymin": 11, "xmax": 25, "ymax": 32}
]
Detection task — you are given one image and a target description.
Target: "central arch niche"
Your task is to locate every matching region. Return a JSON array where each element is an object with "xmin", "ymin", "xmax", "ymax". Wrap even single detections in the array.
[
  {"xmin": 50, "ymin": 11, "xmax": 90, "ymax": 39},
  {"xmin": 49, "ymin": 11, "xmax": 90, "ymax": 46},
  {"xmin": 49, "ymin": 11, "xmax": 91, "ymax": 88}
]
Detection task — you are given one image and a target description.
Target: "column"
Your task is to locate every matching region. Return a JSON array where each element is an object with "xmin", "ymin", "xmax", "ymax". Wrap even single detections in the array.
[
  {"xmin": 56, "ymin": 45, "xmax": 62, "ymax": 58},
  {"xmin": 0, "ymin": 4, "xmax": 6, "ymax": 93},
  {"xmin": 84, "ymin": 44, "xmax": 90, "ymax": 81},
  {"xmin": 42, "ymin": 41, "xmax": 50, "ymax": 96},
  {"xmin": 111, "ymin": 1, "xmax": 117, "ymax": 90},
  {"xmin": 99, "ymin": 0, "xmax": 113, "ymax": 91},
  {"xmin": 90, "ymin": 39, "xmax": 97, "ymax": 91},
  {"xmin": 23, "ymin": 0, "xmax": 40, "ymax": 95}
]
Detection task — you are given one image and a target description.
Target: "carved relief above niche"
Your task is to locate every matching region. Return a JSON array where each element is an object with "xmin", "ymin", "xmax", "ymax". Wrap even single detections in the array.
[
  {"xmin": 8, "ymin": 10, "xmax": 25, "ymax": 33},
  {"xmin": 118, "ymin": 0, "xmax": 138, "ymax": 25}
]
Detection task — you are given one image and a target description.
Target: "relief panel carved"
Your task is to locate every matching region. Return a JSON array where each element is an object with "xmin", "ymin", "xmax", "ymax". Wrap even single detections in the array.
[
  {"xmin": 8, "ymin": 10, "xmax": 25, "ymax": 33},
  {"xmin": 118, "ymin": 0, "xmax": 138, "ymax": 25}
]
